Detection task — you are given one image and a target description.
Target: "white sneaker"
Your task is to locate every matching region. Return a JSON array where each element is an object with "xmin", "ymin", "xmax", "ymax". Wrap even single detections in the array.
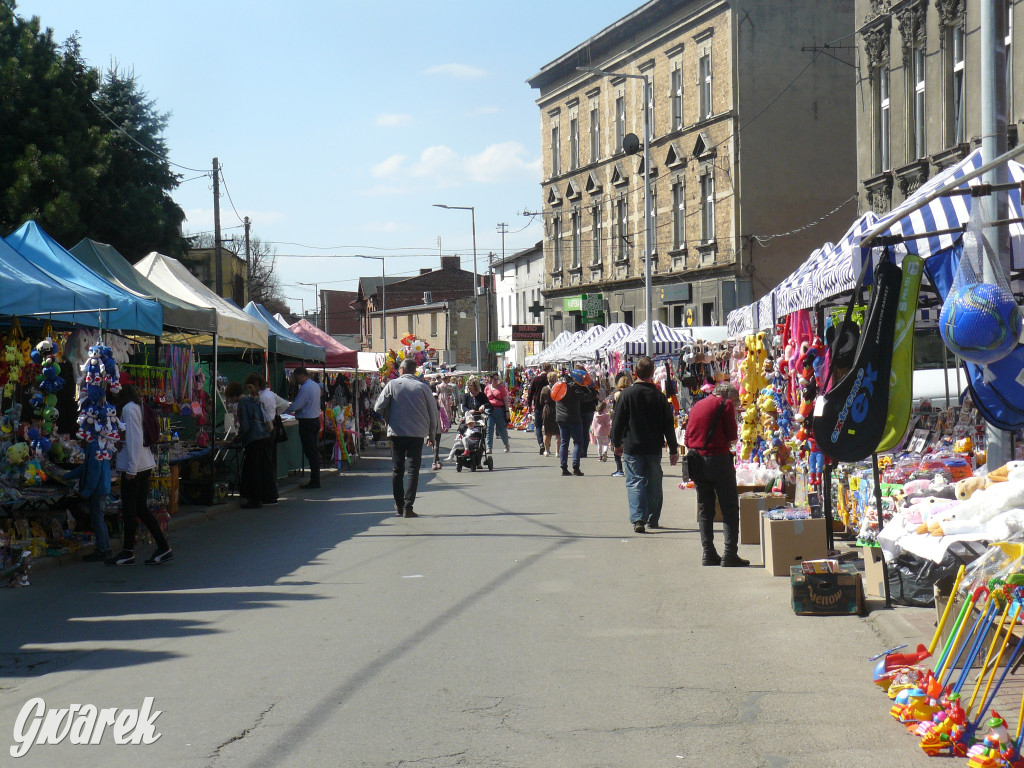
[
  {"xmin": 504, "ymin": 445, "xmax": 510, "ymax": 453},
  {"xmin": 544, "ymin": 451, "xmax": 551, "ymax": 457}
]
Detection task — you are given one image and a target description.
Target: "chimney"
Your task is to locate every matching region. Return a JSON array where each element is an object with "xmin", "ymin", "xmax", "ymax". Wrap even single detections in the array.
[
  {"xmin": 419, "ymin": 268, "xmax": 431, "ymax": 275},
  {"xmin": 441, "ymin": 255, "xmax": 460, "ymax": 271}
]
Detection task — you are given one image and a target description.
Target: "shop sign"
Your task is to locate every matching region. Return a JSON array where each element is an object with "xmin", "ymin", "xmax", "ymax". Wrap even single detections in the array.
[
  {"xmin": 659, "ymin": 283, "xmax": 693, "ymax": 304},
  {"xmin": 511, "ymin": 324, "xmax": 544, "ymax": 341},
  {"xmin": 488, "ymin": 340, "xmax": 511, "ymax": 353},
  {"xmin": 581, "ymin": 293, "xmax": 604, "ymax": 324},
  {"xmin": 563, "ymin": 296, "xmax": 583, "ymax": 312}
]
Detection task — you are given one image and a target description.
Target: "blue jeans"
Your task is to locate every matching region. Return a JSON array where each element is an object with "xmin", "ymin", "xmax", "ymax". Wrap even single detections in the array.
[
  {"xmin": 623, "ymin": 453, "xmax": 664, "ymax": 525},
  {"xmin": 87, "ymin": 494, "xmax": 110, "ymax": 552},
  {"xmin": 486, "ymin": 407, "xmax": 509, "ymax": 452},
  {"xmin": 534, "ymin": 408, "xmax": 544, "ymax": 446},
  {"xmin": 557, "ymin": 422, "xmax": 585, "ymax": 469}
]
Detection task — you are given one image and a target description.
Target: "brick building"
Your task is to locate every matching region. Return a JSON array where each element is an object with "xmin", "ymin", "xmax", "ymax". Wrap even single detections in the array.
[{"xmin": 319, "ymin": 289, "xmax": 360, "ymax": 349}]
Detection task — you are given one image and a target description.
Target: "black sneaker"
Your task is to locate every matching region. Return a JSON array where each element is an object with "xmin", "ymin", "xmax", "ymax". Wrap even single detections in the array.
[
  {"xmin": 82, "ymin": 549, "xmax": 111, "ymax": 563},
  {"xmin": 721, "ymin": 554, "xmax": 750, "ymax": 568},
  {"xmin": 403, "ymin": 509, "xmax": 418, "ymax": 518},
  {"xmin": 646, "ymin": 521, "xmax": 660, "ymax": 529},
  {"xmin": 105, "ymin": 550, "xmax": 135, "ymax": 566},
  {"xmin": 633, "ymin": 523, "xmax": 646, "ymax": 533},
  {"xmin": 395, "ymin": 504, "xmax": 404, "ymax": 517},
  {"xmin": 145, "ymin": 548, "xmax": 174, "ymax": 565},
  {"xmin": 539, "ymin": 446, "xmax": 545, "ymax": 455},
  {"xmin": 702, "ymin": 552, "xmax": 722, "ymax": 566},
  {"xmin": 572, "ymin": 467, "xmax": 584, "ymax": 476},
  {"xmin": 561, "ymin": 467, "xmax": 571, "ymax": 476}
]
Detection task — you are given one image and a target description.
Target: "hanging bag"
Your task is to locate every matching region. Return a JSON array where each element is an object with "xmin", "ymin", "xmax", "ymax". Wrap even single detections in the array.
[{"xmin": 812, "ymin": 247, "xmax": 903, "ymax": 462}]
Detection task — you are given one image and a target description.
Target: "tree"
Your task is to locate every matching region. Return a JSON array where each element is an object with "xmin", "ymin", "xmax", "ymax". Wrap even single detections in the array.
[{"xmin": 0, "ymin": 8, "xmax": 185, "ymax": 256}]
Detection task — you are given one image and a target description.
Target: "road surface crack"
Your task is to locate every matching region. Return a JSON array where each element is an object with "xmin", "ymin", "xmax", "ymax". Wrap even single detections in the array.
[
  {"xmin": 393, "ymin": 751, "xmax": 468, "ymax": 766},
  {"xmin": 208, "ymin": 701, "xmax": 278, "ymax": 762}
]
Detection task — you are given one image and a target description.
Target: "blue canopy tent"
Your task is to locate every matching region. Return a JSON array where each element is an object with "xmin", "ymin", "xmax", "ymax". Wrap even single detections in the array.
[
  {"xmin": 0, "ymin": 238, "xmax": 113, "ymax": 321},
  {"xmin": 244, "ymin": 302, "xmax": 325, "ymax": 362},
  {"xmin": 6, "ymin": 221, "xmax": 163, "ymax": 335}
]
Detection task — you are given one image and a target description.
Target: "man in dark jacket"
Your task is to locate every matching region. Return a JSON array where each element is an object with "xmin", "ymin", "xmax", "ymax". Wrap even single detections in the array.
[
  {"xmin": 527, "ymin": 363, "xmax": 552, "ymax": 455},
  {"xmin": 554, "ymin": 371, "xmax": 597, "ymax": 476},
  {"xmin": 610, "ymin": 357, "xmax": 678, "ymax": 534},
  {"xmin": 684, "ymin": 382, "xmax": 747, "ymax": 567}
]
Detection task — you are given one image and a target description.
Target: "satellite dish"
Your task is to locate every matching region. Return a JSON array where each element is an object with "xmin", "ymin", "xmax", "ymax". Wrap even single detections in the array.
[{"xmin": 622, "ymin": 133, "xmax": 641, "ymax": 155}]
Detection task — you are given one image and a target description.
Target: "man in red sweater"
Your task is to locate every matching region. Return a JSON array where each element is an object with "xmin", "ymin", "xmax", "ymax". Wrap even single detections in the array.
[{"xmin": 684, "ymin": 382, "xmax": 748, "ymax": 567}]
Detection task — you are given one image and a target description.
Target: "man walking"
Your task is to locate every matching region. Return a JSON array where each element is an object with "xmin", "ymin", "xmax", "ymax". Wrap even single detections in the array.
[
  {"xmin": 610, "ymin": 357, "xmax": 678, "ymax": 534},
  {"xmin": 684, "ymin": 382, "xmax": 748, "ymax": 567},
  {"xmin": 554, "ymin": 370, "xmax": 596, "ymax": 476},
  {"xmin": 285, "ymin": 367, "xmax": 322, "ymax": 490},
  {"xmin": 527, "ymin": 363, "xmax": 552, "ymax": 455},
  {"xmin": 375, "ymin": 358, "xmax": 438, "ymax": 518}
]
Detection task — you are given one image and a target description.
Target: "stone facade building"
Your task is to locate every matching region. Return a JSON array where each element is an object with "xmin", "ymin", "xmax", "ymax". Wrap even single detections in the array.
[
  {"xmin": 367, "ymin": 297, "xmax": 490, "ymax": 369},
  {"xmin": 856, "ymin": 0, "xmax": 1018, "ymax": 214},
  {"xmin": 528, "ymin": 0, "xmax": 857, "ymax": 335}
]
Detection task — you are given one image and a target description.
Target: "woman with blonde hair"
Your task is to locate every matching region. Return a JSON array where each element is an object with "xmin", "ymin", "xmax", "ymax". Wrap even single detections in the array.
[
  {"xmin": 610, "ymin": 371, "xmax": 633, "ymax": 477},
  {"xmin": 540, "ymin": 370, "xmax": 560, "ymax": 457}
]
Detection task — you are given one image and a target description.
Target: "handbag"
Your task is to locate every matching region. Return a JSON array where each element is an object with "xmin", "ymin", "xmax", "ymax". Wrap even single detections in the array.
[
  {"xmin": 273, "ymin": 414, "xmax": 288, "ymax": 443},
  {"xmin": 685, "ymin": 397, "xmax": 726, "ymax": 482}
]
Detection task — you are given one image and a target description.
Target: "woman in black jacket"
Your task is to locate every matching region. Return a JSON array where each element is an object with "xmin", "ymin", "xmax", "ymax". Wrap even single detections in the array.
[{"xmin": 554, "ymin": 373, "xmax": 596, "ymax": 477}]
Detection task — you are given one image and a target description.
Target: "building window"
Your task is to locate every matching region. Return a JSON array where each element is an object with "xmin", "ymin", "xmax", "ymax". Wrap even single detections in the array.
[
  {"xmin": 671, "ymin": 66, "xmax": 683, "ymax": 130},
  {"xmin": 591, "ymin": 203, "xmax": 602, "ymax": 265},
  {"xmin": 615, "ymin": 96, "xmax": 625, "ymax": 153},
  {"xmin": 951, "ymin": 23, "xmax": 966, "ymax": 145},
  {"xmin": 391, "ymin": 315, "xmax": 397, "ymax": 338},
  {"xmin": 407, "ymin": 315, "xmax": 414, "ymax": 333},
  {"xmin": 550, "ymin": 125, "xmax": 561, "ymax": 176},
  {"xmin": 569, "ymin": 116, "xmax": 579, "ymax": 170},
  {"xmin": 912, "ymin": 46, "xmax": 926, "ymax": 158},
  {"xmin": 552, "ymin": 216, "xmax": 562, "ymax": 271},
  {"xmin": 614, "ymin": 197, "xmax": 628, "ymax": 261},
  {"xmin": 672, "ymin": 179, "xmax": 685, "ymax": 249},
  {"xmin": 876, "ymin": 66, "xmax": 890, "ymax": 172},
  {"xmin": 499, "ymin": 298, "xmax": 503, "ymax": 327},
  {"xmin": 699, "ymin": 51, "xmax": 713, "ymax": 120},
  {"xmin": 571, "ymin": 209, "xmax": 581, "ymax": 268},
  {"xmin": 590, "ymin": 103, "xmax": 600, "ymax": 161},
  {"xmin": 1008, "ymin": 5, "xmax": 1014, "ymax": 117},
  {"xmin": 700, "ymin": 170, "xmax": 715, "ymax": 243},
  {"xmin": 430, "ymin": 312, "xmax": 438, "ymax": 337}
]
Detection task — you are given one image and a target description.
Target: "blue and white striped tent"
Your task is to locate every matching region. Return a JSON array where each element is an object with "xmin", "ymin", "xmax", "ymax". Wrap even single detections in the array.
[
  {"xmin": 550, "ymin": 325, "xmax": 605, "ymax": 362},
  {"xmin": 871, "ymin": 147, "xmax": 1024, "ymax": 267},
  {"xmin": 570, "ymin": 322, "xmax": 632, "ymax": 360},
  {"xmin": 610, "ymin": 320, "xmax": 691, "ymax": 357}
]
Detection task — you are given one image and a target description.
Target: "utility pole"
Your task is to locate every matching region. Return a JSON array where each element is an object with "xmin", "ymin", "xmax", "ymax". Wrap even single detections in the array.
[
  {"xmin": 212, "ymin": 157, "xmax": 223, "ymax": 298},
  {"xmin": 244, "ymin": 216, "xmax": 251, "ymax": 303}
]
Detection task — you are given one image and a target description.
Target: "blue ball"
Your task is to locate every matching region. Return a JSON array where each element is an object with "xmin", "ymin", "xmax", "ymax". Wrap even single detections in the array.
[{"xmin": 940, "ymin": 282, "xmax": 1022, "ymax": 365}]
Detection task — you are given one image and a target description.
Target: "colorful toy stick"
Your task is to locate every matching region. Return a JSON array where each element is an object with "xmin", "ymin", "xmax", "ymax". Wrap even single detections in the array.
[
  {"xmin": 953, "ymin": 595, "xmax": 1011, "ymax": 707},
  {"xmin": 950, "ymin": 597, "xmax": 1002, "ymax": 697},
  {"xmin": 930, "ymin": 565, "xmax": 968, "ymax": 655},
  {"xmin": 967, "ymin": 595, "xmax": 1024, "ymax": 744},
  {"xmin": 936, "ymin": 587, "xmax": 991, "ymax": 684},
  {"xmin": 943, "ymin": 592, "xmax": 998, "ymax": 692}
]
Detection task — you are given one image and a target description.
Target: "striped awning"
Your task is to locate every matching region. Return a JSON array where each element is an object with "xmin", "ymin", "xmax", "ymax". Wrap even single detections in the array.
[
  {"xmin": 572, "ymin": 322, "xmax": 632, "ymax": 359},
  {"xmin": 611, "ymin": 320, "xmax": 691, "ymax": 356},
  {"xmin": 551, "ymin": 325, "xmax": 605, "ymax": 362},
  {"xmin": 525, "ymin": 330, "xmax": 572, "ymax": 366}
]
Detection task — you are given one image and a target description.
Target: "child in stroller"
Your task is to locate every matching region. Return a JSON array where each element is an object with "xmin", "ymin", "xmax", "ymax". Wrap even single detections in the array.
[{"xmin": 446, "ymin": 409, "xmax": 493, "ymax": 472}]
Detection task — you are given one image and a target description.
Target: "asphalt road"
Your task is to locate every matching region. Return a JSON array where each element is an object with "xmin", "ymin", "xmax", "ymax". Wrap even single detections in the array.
[{"xmin": 0, "ymin": 430, "xmax": 940, "ymax": 767}]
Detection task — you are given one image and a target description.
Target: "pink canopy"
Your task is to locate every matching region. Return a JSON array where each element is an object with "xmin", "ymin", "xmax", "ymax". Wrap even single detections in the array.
[{"xmin": 287, "ymin": 319, "xmax": 359, "ymax": 368}]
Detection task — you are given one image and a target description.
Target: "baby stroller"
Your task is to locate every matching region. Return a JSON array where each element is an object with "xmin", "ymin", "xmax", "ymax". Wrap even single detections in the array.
[{"xmin": 453, "ymin": 411, "xmax": 493, "ymax": 472}]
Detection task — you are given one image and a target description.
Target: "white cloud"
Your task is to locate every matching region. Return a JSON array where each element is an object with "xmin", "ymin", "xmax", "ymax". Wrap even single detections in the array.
[
  {"xmin": 374, "ymin": 113, "xmax": 411, "ymax": 128},
  {"xmin": 424, "ymin": 62, "xmax": 487, "ymax": 79},
  {"xmin": 371, "ymin": 154, "xmax": 407, "ymax": 178},
  {"xmin": 411, "ymin": 145, "xmax": 463, "ymax": 187},
  {"xmin": 407, "ymin": 142, "xmax": 540, "ymax": 187},
  {"xmin": 472, "ymin": 105, "xmax": 500, "ymax": 116}
]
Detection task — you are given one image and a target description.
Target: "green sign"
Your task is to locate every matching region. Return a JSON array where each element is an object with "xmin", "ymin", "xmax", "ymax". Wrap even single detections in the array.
[
  {"xmin": 488, "ymin": 340, "xmax": 511, "ymax": 353},
  {"xmin": 581, "ymin": 292, "xmax": 604, "ymax": 324},
  {"xmin": 563, "ymin": 296, "xmax": 582, "ymax": 312}
]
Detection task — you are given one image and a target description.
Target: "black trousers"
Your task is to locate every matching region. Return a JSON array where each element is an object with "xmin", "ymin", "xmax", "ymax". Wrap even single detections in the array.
[
  {"xmin": 241, "ymin": 438, "xmax": 272, "ymax": 505},
  {"xmin": 693, "ymin": 453, "xmax": 740, "ymax": 556},
  {"xmin": 262, "ymin": 437, "xmax": 279, "ymax": 503},
  {"xmin": 297, "ymin": 417, "xmax": 320, "ymax": 483},
  {"xmin": 121, "ymin": 470, "xmax": 169, "ymax": 551},
  {"xmin": 391, "ymin": 436, "xmax": 424, "ymax": 512}
]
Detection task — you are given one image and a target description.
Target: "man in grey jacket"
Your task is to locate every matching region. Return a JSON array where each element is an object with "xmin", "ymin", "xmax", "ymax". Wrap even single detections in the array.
[{"xmin": 374, "ymin": 358, "xmax": 439, "ymax": 518}]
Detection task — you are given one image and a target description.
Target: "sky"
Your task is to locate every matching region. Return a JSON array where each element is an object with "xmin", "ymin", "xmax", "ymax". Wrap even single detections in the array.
[{"xmin": 13, "ymin": 0, "xmax": 640, "ymax": 315}]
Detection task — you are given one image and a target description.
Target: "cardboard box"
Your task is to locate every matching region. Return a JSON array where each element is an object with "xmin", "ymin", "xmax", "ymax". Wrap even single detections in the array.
[
  {"xmin": 762, "ymin": 516, "xmax": 827, "ymax": 577},
  {"xmin": 739, "ymin": 492, "xmax": 789, "ymax": 545},
  {"xmin": 862, "ymin": 545, "xmax": 887, "ymax": 598},
  {"xmin": 791, "ymin": 563, "xmax": 865, "ymax": 615}
]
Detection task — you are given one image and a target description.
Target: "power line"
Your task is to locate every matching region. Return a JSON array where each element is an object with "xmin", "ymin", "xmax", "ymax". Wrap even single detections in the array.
[
  {"xmin": 217, "ymin": 166, "xmax": 246, "ymax": 225},
  {"xmin": 750, "ymin": 194, "xmax": 858, "ymax": 245}
]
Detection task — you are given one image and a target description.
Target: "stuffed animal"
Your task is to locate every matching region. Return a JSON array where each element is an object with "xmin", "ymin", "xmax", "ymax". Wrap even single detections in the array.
[
  {"xmin": 6, "ymin": 441, "xmax": 29, "ymax": 466},
  {"xmin": 955, "ymin": 476, "xmax": 989, "ymax": 501},
  {"xmin": 926, "ymin": 467, "xmax": 1024, "ymax": 536}
]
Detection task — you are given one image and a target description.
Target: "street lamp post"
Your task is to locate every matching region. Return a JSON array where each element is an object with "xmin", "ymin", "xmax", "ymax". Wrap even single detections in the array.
[
  {"xmin": 285, "ymin": 296, "xmax": 305, "ymax": 318},
  {"xmin": 433, "ymin": 204, "xmax": 481, "ymax": 371},
  {"xmin": 297, "ymin": 281, "xmax": 321, "ymax": 329},
  {"xmin": 577, "ymin": 66, "xmax": 653, "ymax": 358}
]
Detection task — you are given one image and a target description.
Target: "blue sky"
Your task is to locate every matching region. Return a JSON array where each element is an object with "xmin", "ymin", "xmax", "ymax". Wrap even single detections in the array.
[{"xmin": 13, "ymin": 0, "xmax": 638, "ymax": 314}]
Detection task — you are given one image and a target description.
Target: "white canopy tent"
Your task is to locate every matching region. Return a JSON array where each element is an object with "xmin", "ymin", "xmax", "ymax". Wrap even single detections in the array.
[
  {"xmin": 609, "ymin": 320, "xmax": 691, "ymax": 357},
  {"xmin": 550, "ymin": 325, "xmax": 605, "ymax": 362},
  {"xmin": 569, "ymin": 322, "xmax": 632, "ymax": 360},
  {"xmin": 525, "ymin": 330, "xmax": 574, "ymax": 365},
  {"xmin": 135, "ymin": 252, "xmax": 269, "ymax": 349}
]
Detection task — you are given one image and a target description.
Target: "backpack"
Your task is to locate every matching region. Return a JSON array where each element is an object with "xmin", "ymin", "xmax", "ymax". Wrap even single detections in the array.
[{"xmin": 142, "ymin": 401, "xmax": 161, "ymax": 447}]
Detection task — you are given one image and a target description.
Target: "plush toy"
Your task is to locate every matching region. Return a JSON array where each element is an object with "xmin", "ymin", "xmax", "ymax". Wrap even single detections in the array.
[
  {"xmin": 955, "ymin": 476, "xmax": 990, "ymax": 501},
  {"xmin": 926, "ymin": 467, "xmax": 1024, "ymax": 536},
  {"xmin": 6, "ymin": 441, "xmax": 29, "ymax": 466}
]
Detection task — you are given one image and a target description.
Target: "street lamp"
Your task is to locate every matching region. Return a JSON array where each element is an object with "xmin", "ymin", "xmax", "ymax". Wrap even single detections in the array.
[
  {"xmin": 297, "ymin": 281, "xmax": 321, "ymax": 329},
  {"xmin": 351, "ymin": 255, "xmax": 387, "ymax": 347},
  {"xmin": 284, "ymin": 296, "xmax": 305, "ymax": 319},
  {"xmin": 433, "ymin": 203, "xmax": 481, "ymax": 371},
  {"xmin": 577, "ymin": 66, "xmax": 654, "ymax": 358}
]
